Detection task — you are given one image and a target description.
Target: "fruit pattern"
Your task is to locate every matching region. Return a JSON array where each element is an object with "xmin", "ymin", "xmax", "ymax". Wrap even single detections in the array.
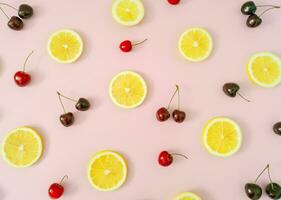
[{"xmin": 0, "ymin": 0, "xmax": 281, "ymax": 199}]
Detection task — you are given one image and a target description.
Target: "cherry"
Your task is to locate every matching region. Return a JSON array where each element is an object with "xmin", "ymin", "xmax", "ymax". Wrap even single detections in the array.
[
  {"xmin": 18, "ymin": 4, "xmax": 33, "ymax": 19},
  {"xmin": 266, "ymin": 183, "xmax": 281, "ymax": 199},
  {"xmin": 273, "ymin": 122, "xmax": 281, "ymax": 136},
  {"xmin": 14, "ymin": 51, "xmax": 33, "ymax": 87},
  {"xmin": 57, "ymin": 92, "xmax": 75, "ymax": 127},
  {"xmin": 172, "ymin": 110, "xmax": 186, "ymax": 123},
  {"xmin": 57, "ymin": 92, "xmax": 90, "ymax": 111},
  {"xmin": 241, "ymin": 1, "xmax": 280, "ymax": 15},
  {"xmin": 119, "ymin": 39, "xmax": 147, "ymax": 52},
  {"xmin": 158, "ymin": 151, "xmax": 188, "ymax": 167},
  {"xmin": 48, "ymin": 175, "xmax": 68, "ymax": 199},
  {"xmin": 167, "ymin": 0, "xmax": 180, "ymax": 5},
  {"xmin": 156, "ymin": 107, "xmax": 170, "ymax": 122},
  {"xmin": 223, "ymin": 83, "xmax": 250, "ymax": 102},
  {"xmin": 245, "ymin": 183, "xmax": 262, "ymax": 200}
]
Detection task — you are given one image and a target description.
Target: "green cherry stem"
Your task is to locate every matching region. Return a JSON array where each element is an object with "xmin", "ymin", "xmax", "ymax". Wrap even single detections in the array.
[
  {"xmin": 57, "ymin": 91, "xmax": 66, "ymax": 114},
  {"xmin": 0, "ymin": 6, "xmax": 9, "ymax": 19},
  {"xmin": 23, "ymin": 51, "xmax": 34, "ymax": 72},
  {"xmin": 133, "ymin": 38, "xmax": 148, "ymax": 46},
  {"xmin": 57, "ymin": 92, "xmax": 77, "ymax": 102},
  {"xmin": 177, "ymin": 84, "xmax": 180, "ymax": 110},
  {"xmin": 171, "ymin": 153, "xmax": 188, "ymax": 160},
  {"xmin": 0, "ymin": 2, "xmax": 18, "ymax": 11},
  {"xmin": 59, "ymin": 175, "xmax": 68, "ymax": 184},
  {"xmin": 254, "ymin": 164, "xmax": 269, "ymax": 183},
  {"xmin": 259, "ymin": 6, "xmax": 280, "ymax": 17},
  {"xmin": 167, "ymin": 85, "xmax": 179, "ymax": 110},
  {"xmin": 257, "ymin": 4, "xmax": 280, "ymax": 8}
]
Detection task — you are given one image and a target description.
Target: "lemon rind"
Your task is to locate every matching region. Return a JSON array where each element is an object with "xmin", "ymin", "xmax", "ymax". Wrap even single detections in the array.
[
  {"xmin": 202, "ymin": 117, "xmax": 242, "ymax": 157},
  {"xmin": 87, "ymin": 150, "xmax": 128, "ymax": 192},
  {"xmin": 47, "ymin": 29, "xmax": 83, "ymax": 64},
  {"xmin": 173, "ymin": 192, "xmax": 202, "ymax": 200}
]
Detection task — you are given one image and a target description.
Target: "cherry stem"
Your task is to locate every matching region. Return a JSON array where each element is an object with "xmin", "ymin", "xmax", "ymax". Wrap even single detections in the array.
[
  {"xmin": 23, "ymin": 51, "xmax": 34, "ymax": 72},
  {"xmin": 177, "ymin": 84, "xmax": 180, "ymax": 110},
  {"xmin": 254, "ymin": 164, "xmax": 269, "ymax": 183},
  {"xmin": 167, "ymin": 85, "xmax": 179, "ymax": 110},
  {"xmin": 133, "ymin": 38, "xmax": 148, "ymax": 46},
  {"xmin": 57, "ymin": 91, "xmax": 66, "ymax": 114},
  {"xmin": 0, "ymin": 3, "xmax": 17, "ymax": 11},
  {"xmin": 171, "ymin": 153, "xmax": 189, "ymax": 160},
  {"xmin": 0, "ymin": 6, "xmax": 9, "ymax": 19},
  {"xmin": 57, "ymin": 91, "xmax": 77, "ymax": 102},
  {"xmin": 257, "ymin": 5, "xmax": 280, "ymax": 8},
  {"xmin": 267, "ymin": 165, "xmax": 274, "ymax": 188},
  {"xmin": 59, "ymin": 175, "xmax": 68, "ymax": 185},
  {"xmin": 237, "ymin": 92, "xmax": 251, "ymax": 102},
  {"xmin": 259, "ymin": 6, "xmax": 280, "ymax": 17}
]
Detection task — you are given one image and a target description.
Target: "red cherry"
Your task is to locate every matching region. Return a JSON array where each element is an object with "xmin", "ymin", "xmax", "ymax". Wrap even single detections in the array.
[
  {"xmin": 158, "ymin": 151, "xmax": 188, "ymax": 167},
  {"xmin": 167, "ymin": 0, "xmax": 180, "ymax": 5},
  {"xmin": 48, "ymin": 175, "xmax": 68, "ymax": 199},
  {"xmin": 14, "ymin": 71, "xmax": 31, "ymax": 86},
  {"xmin": 119, "ymin": 39, "xmax": 147, "ymax": 52},
  {"xmin": 156, "ymin": 107, "xmax": 170, "ymax": 122},
  {"xmin": 172, "ymin": 109, "xmax": 186, "ymax": 123}
]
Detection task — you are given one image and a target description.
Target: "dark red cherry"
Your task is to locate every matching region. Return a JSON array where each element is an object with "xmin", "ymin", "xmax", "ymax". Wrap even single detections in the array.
[
  {"xmin": 75, "ymin": 98, "xmax": 90, "ymax": 111},
  {"xmin": 60, "ymin": 112, "xmax": 74, "ymax": 127},
  {"xmin": 8, "ymin": 16, "xmax": 24, "ymax": 30},
  {"xmin": 156, "ymin": 107, "xmax": 170, "ymax": 122},
  {"xmin": 172, "ymin": 110, "xmax": 186, "ymax": 123},
  {"xmin": 18, "ymin": 4, "xmax": 33, "ymax": 19}
]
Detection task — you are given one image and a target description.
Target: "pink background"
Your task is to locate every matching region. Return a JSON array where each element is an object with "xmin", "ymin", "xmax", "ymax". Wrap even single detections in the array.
[{"xmin": 0, "ymin": 0, "xmax": 281, "ymax": 199}]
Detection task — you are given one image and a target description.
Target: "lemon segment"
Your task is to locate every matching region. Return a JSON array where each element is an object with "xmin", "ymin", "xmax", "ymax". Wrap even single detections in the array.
[
  {"xmin": 178, "ymin": 27, "xmax": 213, "ymax": 62},
  {"xmin": 174, "ymin": 192, "xmax": 202, "ymax": 200},
  {"xmin": 109, "ymin": 71, "xmax": 147, "ymax": 109},
  {"xmin": 112, "ymin": 0, "xmax": 144, "ymax": 26},
  {"xmin": 48, "ymin": 29, "xmax": 83, "ymax": 63},
  {"xmin": 87, "ymin": 150, "xmax": 128, "ymax": 192},
  {"xmin": 247, "ymin": 52, "xmax": 281, "ymax": 88},
  {"xmin": 1, "ymin": 127, "xmax": 43, "ymax": 168},
  {"xmin": 202, "ymin": 117, "xmax": 242, "ymax": 157}
]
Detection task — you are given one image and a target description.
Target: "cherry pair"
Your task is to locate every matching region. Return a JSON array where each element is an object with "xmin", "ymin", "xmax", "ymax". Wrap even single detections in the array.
[
  {"xmin": 245, "ymin": 164, "xmax": 281, "ymax": 200},
  {"xmin": 119, "ymin": 38, "xmax": 147, "ymax": 52},
  {"xmin": 158, "ymin": 150, "xmax": 188, "ymax": 167},
  {"xmin": 0, "ymin": 3, "xmax": 33, "ymax": 30},
  {"xmin": 241, "ymin": 1, "xmax": 280, "ymax": 28},
  {"xmin": 57, "ymin": 92, "xmax": 90, "ymax": 127},
  {"xmin": 48, "ymin": 175, "xmax": 68, "ymax": 199},
  {"xmin": 223, "ymin": 82, "xmax": 250, "ymax": 102},
  {"xmin": 156, "ymin": 85, "xmax": 186, "ymax": 123}
]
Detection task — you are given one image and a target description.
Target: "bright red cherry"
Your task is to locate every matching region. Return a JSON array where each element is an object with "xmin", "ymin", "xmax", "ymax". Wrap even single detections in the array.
[
  {"xmin": 167, "ymin": 0, "xmax": 180, "ymax": 5},
  {"xmin": 119, "ymin": 38, "xmax": 147, "ymax": 52},
  {"xmin": 48, "ymin": 175, "xmax": 68, "ymax": 199},
  {"xmin": 14, "ymin": 50, "xmax": 33, "ymax": 87},
  {"xmin": 158, "ymin": 151, "xmax": 188, "ymax": 167}
]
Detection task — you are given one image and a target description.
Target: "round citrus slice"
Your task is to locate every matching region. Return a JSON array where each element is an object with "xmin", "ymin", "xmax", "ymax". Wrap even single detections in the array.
[
  {"xmin": 174, "ymin": 192, "xmax": 202, "ymax": 200},
  {"xmin": 246, "ymin": 52, "xmax": 281, "ymax": 88},
  {"xmin": 112, "ymin": 0, "xmax": 144, "ymax": 26},
  {"xmin": 178, "ymin": 27, "xmax": 213, "ymax": 62},
  {"xmin": 202, "ymin": 117, "xmax": 242, "ymax": 157},
  {"xmin": 109, "ymin": 71, "xmax": 147, "ymax": 109},
  {"xmin": 87, "ymin": 150, "xmax": 128, "ymax": 192},
  {"xmin": 48, "ymin": 29, "xmax": 83, "ymax": 63},
  {"xmin": 2, "ymin": 127, "xmax": 43, "ymax": 168}
]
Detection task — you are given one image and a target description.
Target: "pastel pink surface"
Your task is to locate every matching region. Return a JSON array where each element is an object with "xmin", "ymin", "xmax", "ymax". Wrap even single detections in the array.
[{"xmin": 0, "ymin": 0, "xmax": 281, "ymax": 200}]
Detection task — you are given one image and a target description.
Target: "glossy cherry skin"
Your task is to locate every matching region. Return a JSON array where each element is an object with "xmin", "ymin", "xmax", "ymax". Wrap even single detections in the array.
[
  {"xmin": 60, "ymin": 112, "xmax": 74, "ymax": 127},
  {"xmin": 223, "ymin": 83, "xmax": 240, "ymax": 97},
  {"xmin": 119, "ymin": 40, "xmax": 132, "ymax": 52},
  {"xmin": 265, "ymin": 183, "xmax": 281, "ymax": 199},
  {"xmin": 8, "ymin": 16, "xmax": 24, "ymax": 30},
  {"xmin": 167, "ymin": 0, "xmax": 180, "ymax": 5},
  {"xmin": 48, "ymin": 183, "xmax": 64, "ymax": 199},
  {"xmin": 247, "ymin": 14, "xmax": 262, "ymax": 28},
  {"xmin": 75, "ymin": 98, "xmax": 90, "ymax": 111},
  {"xmin": 156, "ymin": 107, "xmax": 170, "ymax": 122},
  {"xmin": 14, "ymin": 71, "xmax": 31, "ymax": 87},
  {"xmin": 273, "ymin": 122, "xmax": 281, "ymax": 136},
  {"xmin": 172, "ymin": 110, "xmax": 186, "ymax": 123},
  {"xmin": 18, "ymin": 4, "xmax": 33, "ymax": 19},
  {"xmin": 241, "ymin": 1, "xmax": 257, "ymax": 15},
  {"xmin": 245, "ymin": 183, "xmax": 262, "ymax": 200},
  {"xmin": 158, "ymin": 151, "xmax": 173, "ymax": 167}
]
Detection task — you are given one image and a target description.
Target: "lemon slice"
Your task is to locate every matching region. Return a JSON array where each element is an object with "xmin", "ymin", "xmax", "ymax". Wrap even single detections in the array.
[
  {"xmin": 48, "ymin": 29, "xmax": 83, "ymax": 63},
  {"xmin": 109, "ymin": 71, "xmax": 147, "ymax": 109},
  {"xmin": 247, "ymin": 52, "xmax": 281, "ymax": 88},
  {"xmin": 178, "ymin": 27, "xmax": 213, "ymax": 62},
  {"xmin": 87, "ymin": 150, "xmax": 128, "ymax": 192},
  {"xmin": 1, "ymin": 127, "xmax": 43, "ymax": 168},
  {"xmin": 112, "ymin": 0, "xmax": 144, "ymax": 26},
  {"xmin": 174, "ymin": 192, "xmax": 202, "ymax": 200},
  {"xmin": 202, "ymin": 117, "xmax": 242, "ymax": 157}
]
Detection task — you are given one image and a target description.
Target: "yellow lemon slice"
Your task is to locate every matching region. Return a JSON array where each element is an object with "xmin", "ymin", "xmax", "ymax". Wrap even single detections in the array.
[
  {"xmin": 112, "ymin": 0, "xmax": 144, "ymax": 26},
  {"xmin": 178, "ymin": 27, "xmax": 213, "ymax": 62},
  {"xmin": 174, "ymin": 192, "xmax": 202, "ymax": 200},
  {"xmin": 109, "ymin": 71, "xmax": 147, "ymax": 109},
  {"xmin": 87, "ymin": 150, "xmax": 128, "ymax": 192},
  {"xmin": 1, "ymin": 127, "xmax": 43, "ymax": 168},
  {"xmin": 202, "ymin": 117, "xmax": 242, "ymax": 157},
  {"xmin": 247, "ymin": 52, "xmax": 281, "ymax": 88},
  {"xmin": 48, "ymin": 29, "xmax": 83, "ymax": 63}
]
